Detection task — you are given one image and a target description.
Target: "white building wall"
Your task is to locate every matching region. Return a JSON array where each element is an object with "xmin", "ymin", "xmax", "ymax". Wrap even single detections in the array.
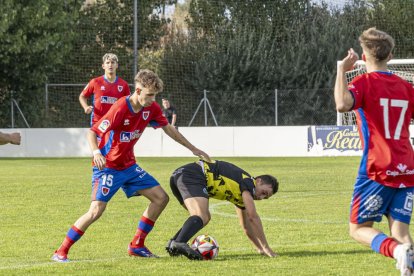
[{"xmin": 1, "ymin": 126, "xmax": 413, "ymax": 158}]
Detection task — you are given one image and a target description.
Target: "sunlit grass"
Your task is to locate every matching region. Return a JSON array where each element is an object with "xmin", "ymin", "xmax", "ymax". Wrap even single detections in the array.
[{"xmin": 0, "ymin": 157, "xmax": 398, "ymax": 275}]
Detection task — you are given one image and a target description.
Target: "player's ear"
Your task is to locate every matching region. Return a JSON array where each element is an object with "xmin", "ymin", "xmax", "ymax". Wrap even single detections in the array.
[
  {"xmin": 361, "ymin": 54, "xmax": 366, "ymax": 62},
  {"xmin": 387, "ymin": 53, "xmax": 393, "ymax": 62}
]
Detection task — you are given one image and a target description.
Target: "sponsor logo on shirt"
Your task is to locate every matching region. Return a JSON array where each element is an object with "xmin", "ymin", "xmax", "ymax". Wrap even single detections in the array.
[
  {"xmin": 98, "ymin": 120, "xmax": 110, "ymax": 132},
  {"xmin": 118, "ymin": 85, "xmax": 123, "ymax": 92},
  {"xmin": 120, "ymin": 130, "xmax": 141, "ymax": 142},
  {"xmin": 101, "ymin": 85, "xmax": 105, "ymax": 91},
  {"xmin": 142, "ymin": 111, "xmax": 150, "ymax": 120},
  {"xmin": 101, "ymin": 96, "xmax": 118, "ymax": 104},
  {"xmin": 386, "ymin": 163, "xmax": 414, "ymax": 176},
  {"xmin": 398, "ymin": 163, "xmax": 408, "ymax": 172}
]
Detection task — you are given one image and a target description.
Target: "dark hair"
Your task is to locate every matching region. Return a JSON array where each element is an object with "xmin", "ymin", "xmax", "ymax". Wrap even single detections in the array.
[{"xmin": 256, "ymin": 175, "xmax": 279, "ymax": 194}]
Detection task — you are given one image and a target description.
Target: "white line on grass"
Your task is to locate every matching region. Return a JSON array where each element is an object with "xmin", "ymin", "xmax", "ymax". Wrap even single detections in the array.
[
  {"xmin": 209, "ymin": 202, "xmax": 347, "ymax": 225},
  {"xmin": 0, "ymin": 256, "xmax": 130, "ymax": 270}
]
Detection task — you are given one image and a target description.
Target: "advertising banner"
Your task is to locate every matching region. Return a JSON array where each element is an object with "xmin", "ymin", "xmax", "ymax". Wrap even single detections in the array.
[{"xmin": 307, "ymin": 125, "xmax": 362, "ymax": 156}]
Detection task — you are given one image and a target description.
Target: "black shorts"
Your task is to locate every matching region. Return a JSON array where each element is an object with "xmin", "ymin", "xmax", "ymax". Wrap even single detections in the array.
[{"xmin": 169, "ymin": 162, "xmax": 208, "ymax": 205}]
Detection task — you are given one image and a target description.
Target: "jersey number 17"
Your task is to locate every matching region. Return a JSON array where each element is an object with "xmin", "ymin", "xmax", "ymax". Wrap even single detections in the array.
[{"xmin": 380, "ymin": 98, "xmax": 408, "ymax": 140}]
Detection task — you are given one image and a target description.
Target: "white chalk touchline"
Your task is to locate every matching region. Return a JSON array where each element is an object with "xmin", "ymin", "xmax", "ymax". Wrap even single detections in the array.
[{"xmin": 209, "ymin": 202, "xmax": 348, "ymax": 224}]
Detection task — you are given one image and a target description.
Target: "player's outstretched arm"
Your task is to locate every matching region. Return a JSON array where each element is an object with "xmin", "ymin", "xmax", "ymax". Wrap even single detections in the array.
[
  {"xmin": 237, "ymin": 191, "xmax": 276, "ymax": 257},
  {"xmin": 162, "ymin": 124, "xmax": 211, "ymax": 161},
  {"xmin": 87, "ymin": 129, "xmax": 106, "ymax": 170},
  {"xmin": 79, "ymin": 93, "xmax": 93, "ymax": 114},
  {"xmin": 171, "ymin": 113, "xmax": 177, "ymax": 127},
  {"xmin": 334, "ymin": 48, "xmax": 358, "ymax": 113},
  {"xmin": 235, "ymin": 207, "xmax": 264, "ymax": 254},
  {"xmin": 0, "ymin": 132, "xmax": 21, "ymax": 145}
]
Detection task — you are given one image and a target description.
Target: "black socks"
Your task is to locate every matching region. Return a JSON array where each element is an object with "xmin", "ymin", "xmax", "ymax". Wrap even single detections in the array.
[{"xmin": 175, "ymin": 215, "xmax": 204, "ymax": 243}]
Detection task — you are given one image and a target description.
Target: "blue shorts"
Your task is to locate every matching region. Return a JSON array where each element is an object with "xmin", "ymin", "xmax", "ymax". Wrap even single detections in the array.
[
  {"xmin": 350, "ymin": 177, "xmax": 414, "ymax": 224},
  {"xmin": 90, "ymin": 163, "xmax": 159, "ymax": 202}
]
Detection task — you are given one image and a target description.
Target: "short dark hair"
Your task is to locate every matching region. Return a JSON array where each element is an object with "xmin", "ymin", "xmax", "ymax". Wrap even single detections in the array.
[{"xmin": 256, "ymin": 175, "xmax": 279, "ymax": 194}]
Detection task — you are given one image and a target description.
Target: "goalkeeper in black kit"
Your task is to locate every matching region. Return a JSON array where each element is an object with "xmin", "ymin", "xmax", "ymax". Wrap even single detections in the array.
[{"xmin": 165, "ymin": 159, "xmax": 279, "ymax": 260}]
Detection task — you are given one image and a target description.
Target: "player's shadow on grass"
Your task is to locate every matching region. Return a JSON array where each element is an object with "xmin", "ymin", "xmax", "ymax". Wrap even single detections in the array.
[
  {"xmin": 280, "ymin": 249, "xmax": 372, "ymax": 258},
  {"xmin": 216, "ymin": 249, "xmax": 371, "ymax": 261},
  {"xmin": 212, "ymin": 253, "xmax": 269, "ymax": 261}
]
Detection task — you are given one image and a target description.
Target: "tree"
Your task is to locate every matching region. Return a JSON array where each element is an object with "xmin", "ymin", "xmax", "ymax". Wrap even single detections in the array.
[
  {"xmin": 365, "ymin": 0, "xmax": 414, "ymax": 58},
  {"xmin": 0, "ymin": 0, "xmax": 81, "ymax": 127},
  {"xmin": 161, "ymin": 0, "xmax": 370, "ymax": 125}
]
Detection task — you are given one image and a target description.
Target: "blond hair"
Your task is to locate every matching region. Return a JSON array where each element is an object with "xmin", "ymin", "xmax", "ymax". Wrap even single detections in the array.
[
  {"xmin": 359, "ymin": 27, "xmax": 395, "ymax": 61},
  {"xmin": 134, "ymin": 69, "xmax": 164, "ymax": 92},
  {"xmin": 102, "ymin": 53, "xmax": 118, "ymax": 63}
]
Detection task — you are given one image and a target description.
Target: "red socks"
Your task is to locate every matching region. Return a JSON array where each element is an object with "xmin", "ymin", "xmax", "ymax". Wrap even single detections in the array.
[
  {"xmin": 131, "ymin": 216, "xmax": 155, "ymax": 248},
  {"xmin": 56, "ymin": 225, "xmax": 84, "ymax": 256}
]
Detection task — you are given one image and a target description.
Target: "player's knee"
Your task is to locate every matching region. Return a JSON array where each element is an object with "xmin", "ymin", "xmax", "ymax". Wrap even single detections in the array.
[
  {"xmin": 154, "ymin": 191, "xmax": 169, "ymax": 208},
  {"xmin": 88, "ymin": 203, "xmax": 106, "ymax": 221},
  {"xmin": 348, "ymin": 226, "xmax": 360, "ymax": 241},
  {"xmin": 201, "ymin": 212, "xmax": 211, "ymax": 226},
  {"xmin": 391, "ymin": 232, "xmax": 412, "ymax": 244},
  {"xmin": 160, "ymin": 192, "xmax": 169, "ymax": 207}
]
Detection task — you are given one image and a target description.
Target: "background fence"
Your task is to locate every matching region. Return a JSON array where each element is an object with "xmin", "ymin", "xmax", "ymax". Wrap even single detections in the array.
[
  {"xmin": 2, "ymin": 0, "xmax": 414, "ymax": 128},
  {"xmin": 41, "ymin": 86, "xmax": 336, "ymax": 127}
]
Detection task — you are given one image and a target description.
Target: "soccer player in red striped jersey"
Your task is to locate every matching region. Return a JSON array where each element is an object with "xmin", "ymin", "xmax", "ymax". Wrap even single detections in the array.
[
  {"xmin": 79, "ymin": 53, "xmax": 130, "ymax": 126},
  {"xmin": 52, "ymin": 69, "xmax": 210, "ymax": 262},
  {"xmin": 335, "ymin": 27, "xmax": 414, "ymax": 275}
]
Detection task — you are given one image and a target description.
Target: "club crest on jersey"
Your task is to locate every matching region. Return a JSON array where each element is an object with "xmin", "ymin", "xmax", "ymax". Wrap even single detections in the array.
[
  {"xmin": 142, "ymin": 111, "xmax": 150, "ymax": 120},
  {"xmin": 102, "ymin": 187, "xmax": 110, "ymax": 196},
  {"xmin": 98, "ymin": 120, "xmax": 110, "ymax": 132},
  {"xmin": 118, "ymin": 85, "xmax": 123, "ymax": 92},
  {"xmin": 100, "ymin": 85, "xmax": 105, "ymax": 91},
  {"xmin": 124, "ymin": 119, "xmax": 130, "ymax": 126},
  {"xmin": 120, "ymin": 130, "xmax": 142, "ymax": 142}
]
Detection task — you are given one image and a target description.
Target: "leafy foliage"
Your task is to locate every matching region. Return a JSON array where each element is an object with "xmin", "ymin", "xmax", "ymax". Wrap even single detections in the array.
[
  {"xmin": 1, "ymin": 0, "xmax": 414, "ymax": 127},
  {"xmin": 161, "ymin": 0, "xmax": 370, "ymax": 125},
  {"xmin": 0, "ymin": 0, "xmax": 80, "ymax": 127}
]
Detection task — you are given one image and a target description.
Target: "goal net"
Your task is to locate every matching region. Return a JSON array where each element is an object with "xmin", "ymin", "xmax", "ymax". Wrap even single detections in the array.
[{"xmin": 337, "ymin": 59, "xmax": 414, "ymax": 125}]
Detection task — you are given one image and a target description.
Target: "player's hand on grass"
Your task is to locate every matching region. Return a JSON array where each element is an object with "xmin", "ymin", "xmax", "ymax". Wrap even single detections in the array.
[
  {"xmin": 93, "ymin": 153, "xmax": 106, "ymax": 170},
  {"xmin": 262, "ymin": 247, "xmax": 277, "ymax": 257},
  {"xmin": 84, "ymin": 106, "xmax": 93, "ymax": 114},
  {"xmin": 339, "ymin": 48, "xmax": 359, "ymax": 72}
]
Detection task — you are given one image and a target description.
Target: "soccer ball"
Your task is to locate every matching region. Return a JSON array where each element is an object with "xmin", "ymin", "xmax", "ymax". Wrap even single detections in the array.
[{"xmin": 191, "ymin": 234, "xmax": 219, "ymax": 260}]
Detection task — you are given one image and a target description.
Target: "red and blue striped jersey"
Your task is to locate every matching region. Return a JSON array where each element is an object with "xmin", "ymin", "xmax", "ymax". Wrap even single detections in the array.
[
  {"xmin": 82, "ymin": 75, "xmax": 130, "ymax": 125},
  {"xmin": 349, "ymin": 71, "xmax": 414, "ymax": 188},
  {"xmin": 91, "ymin": 96, "xmax": 168, "ymax": 170}
]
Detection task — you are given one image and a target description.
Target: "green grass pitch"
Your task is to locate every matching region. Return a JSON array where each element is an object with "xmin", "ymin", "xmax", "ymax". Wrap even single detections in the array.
[{"xmin": 0, "ymin": 157, "xmax": 399, "ymax": 275}]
